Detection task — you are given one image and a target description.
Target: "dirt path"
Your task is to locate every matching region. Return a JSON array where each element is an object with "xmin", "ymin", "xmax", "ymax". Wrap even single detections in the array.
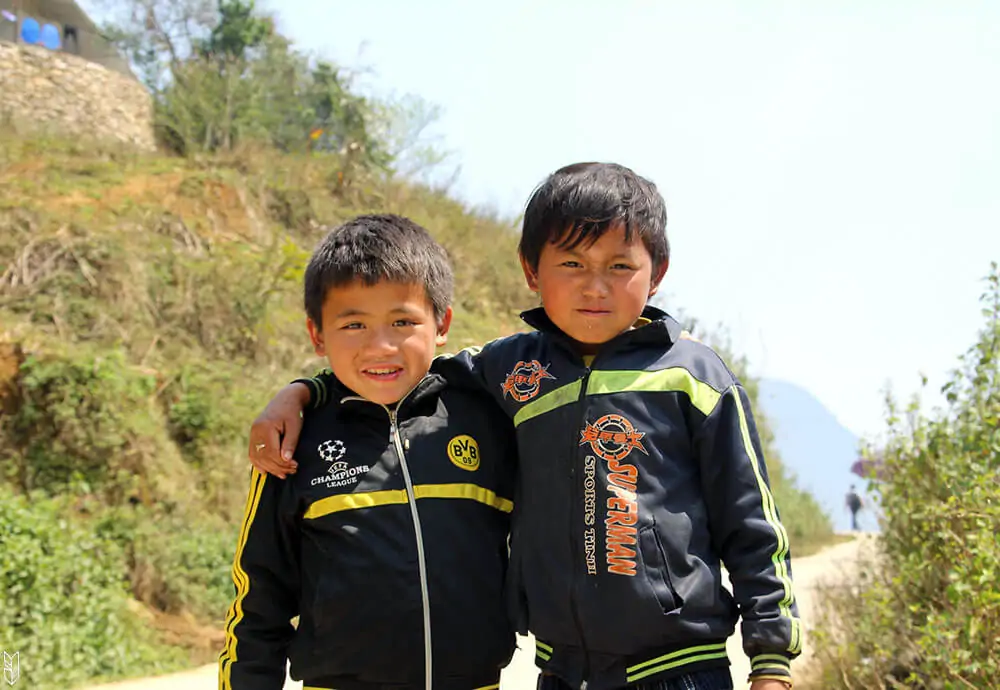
[
  {"xmin": 725, "ymin": 534, "xmax": 871, "ymax": 686},
  {"xmin": 84, "ymin": 536, "xmax": 870, "ymax": 690}
]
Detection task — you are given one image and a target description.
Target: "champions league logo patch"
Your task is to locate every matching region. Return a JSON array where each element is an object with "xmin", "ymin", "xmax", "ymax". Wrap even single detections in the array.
[
  {"xmin": 318, "ymin": 439, "xmax": 347, "ymax": 467},
  {"xmin": 311, "ymin": 439, "xmax": 369, "ymax": 488}
]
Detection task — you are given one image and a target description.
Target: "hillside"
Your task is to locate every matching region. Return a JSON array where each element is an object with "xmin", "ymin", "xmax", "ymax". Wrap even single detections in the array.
[
  {"xmin": 0, "ymin": 133, "xmax": 831, "ymax": 689},
  {"xmin": 758, "ymin": 379, "xmax": 865, "ymax": 531},
  {"xmin": 0, "ymin": 133, "xmax": 530, "ymax": 687}
]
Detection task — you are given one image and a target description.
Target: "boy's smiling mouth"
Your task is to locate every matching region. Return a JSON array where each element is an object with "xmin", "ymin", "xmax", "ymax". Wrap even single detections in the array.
[{"xmin": 362, "ymin": 366, "xmax": 404, "ymax": 380}]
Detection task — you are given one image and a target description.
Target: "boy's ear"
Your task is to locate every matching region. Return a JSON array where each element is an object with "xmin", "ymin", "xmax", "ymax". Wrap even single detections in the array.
[
  {"xmin": 520, "ymin": 254, "xmax": 540, "ymax": 292},
  {"xmin": 435, "ymin": 306, "xmax": 454, "ymax": 347},
  {"xmin": 647, "ymin": 259, "xmax": 670, "ymax": 298},
  {"xmin": 306, "ymin": 317, "xmax": 326, "ymax": 357}
]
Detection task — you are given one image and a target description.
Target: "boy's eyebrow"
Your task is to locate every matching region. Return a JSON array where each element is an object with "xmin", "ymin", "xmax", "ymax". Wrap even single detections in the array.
[
  {"xmin": 333, "ymin": 304, "xmax": 426, "ymax": 319},
  {"xmin": 389, "ymin": 304, "xmax": 427, "ymax": 316},
  {"xmin": 334, "ymin": 308, "xmax": 369, "ymax": 319},
  {"xmin": 555, "ymin": 246, "xmax": 637, "ymax": 260}
]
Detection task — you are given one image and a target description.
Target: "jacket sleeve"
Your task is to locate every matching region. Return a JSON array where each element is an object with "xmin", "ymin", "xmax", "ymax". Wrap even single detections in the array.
[
  {"xmin": 432, "ymin": 347, "xmax": 495, "ymax": 394},
  {"xmin": 293, "ymin": 368, "xmax": 334, "ymax": 410},
  {"xmin": 219, "ymin": 469, "xmax": 300, "ymax": 690},
  {"xmin": 694, "ymin": 383, "xmax": 801, "ymax": 684}
]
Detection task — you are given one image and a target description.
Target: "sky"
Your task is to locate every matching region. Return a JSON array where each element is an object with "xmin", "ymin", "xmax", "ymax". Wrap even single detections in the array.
[{"xmin": 92, "ymin": 0, "xmax": 1000, "ymax": 440}]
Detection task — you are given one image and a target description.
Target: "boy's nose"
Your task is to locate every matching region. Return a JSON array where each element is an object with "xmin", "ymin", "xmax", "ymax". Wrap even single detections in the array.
[
  {"xmin": 580, "ymin": 274, "xmax": 610, "ymax": 298},
  {"xmin": 364, "ymin": 328, "xmax": 398, "ymax": 354}
]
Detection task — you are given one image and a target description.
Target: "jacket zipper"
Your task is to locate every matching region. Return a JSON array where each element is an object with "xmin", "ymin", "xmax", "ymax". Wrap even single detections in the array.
[
  {"xmin": 343, "ymin": 387, "xmax": 433, "ymax": 690},
  {"xmin": 570, "ymin": 367, "xmax": 592, "ymax": 687},
  {"xmin": 389, "ymin": 407, "xmax": 433, "ymax": 690}
]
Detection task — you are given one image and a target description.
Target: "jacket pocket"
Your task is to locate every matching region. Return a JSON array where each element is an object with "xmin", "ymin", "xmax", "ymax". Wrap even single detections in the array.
[{"xmin": 638, "ymin": 523, "xmax": 683, "ymax": 614}]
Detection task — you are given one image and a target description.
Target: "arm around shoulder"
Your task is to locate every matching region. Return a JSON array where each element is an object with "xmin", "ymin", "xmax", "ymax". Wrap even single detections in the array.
[
  {"xmin": 433, "ymin": 339, "xmax": 515, "ymax": 397},
  {"xmin": 248, "ymin": 381, "xmax": 315, "ymax": 478}
]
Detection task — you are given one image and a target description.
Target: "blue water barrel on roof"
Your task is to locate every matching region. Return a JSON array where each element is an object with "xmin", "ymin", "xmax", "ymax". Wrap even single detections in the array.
[
  {"xmin": 20, "ymin": 16, "xmax": 40, "ymax": 44},
  {"xmin": 40, "ymin": 22, "xmax": 60, "ymax": 50}
]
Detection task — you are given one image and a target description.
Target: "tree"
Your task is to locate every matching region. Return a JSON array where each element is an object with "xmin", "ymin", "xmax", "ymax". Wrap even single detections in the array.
[
  {"xmin": 371, "ymin": 93, "xmax": 451, "ymax": 181},
  {"xmin": 99, "ymin": 0, "xmax": 391, "ymax": 160},
  {"xmin": 97, "ymin": 0, "xmax": 215, "ymax": 90},
  {"xmin": 198, "ymin": 0, "xmax": 269, "ymax": 61},
  {"xmin": 302, "ymin": 61, "xmax": 391, "ymax": 166}
]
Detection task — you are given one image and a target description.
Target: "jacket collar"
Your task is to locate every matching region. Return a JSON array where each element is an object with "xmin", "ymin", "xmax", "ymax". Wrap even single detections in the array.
[
  {"xmin": 519, "ymin": 304, "xmax": 684, "ymax": 356},
  {"xmin": 322, "ymin": 371, "xmax": 447, "ymax": 418}
]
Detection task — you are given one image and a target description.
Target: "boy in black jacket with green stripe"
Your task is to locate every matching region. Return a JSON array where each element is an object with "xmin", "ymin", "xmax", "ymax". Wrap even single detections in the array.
[
  {"xmin": 220, "ymin": 215, "xmax": 517, "ymax": 690},
  {"xmin": 252, "ymin": 164, "xmax": 801, "ymax": 690}
]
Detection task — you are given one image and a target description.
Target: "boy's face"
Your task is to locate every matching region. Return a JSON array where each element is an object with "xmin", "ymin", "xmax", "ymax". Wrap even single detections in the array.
[
  {"xmin": 307, "ymin": 281, "xmax": 452, "ymax": 406},
  {"xmin": 520, "ymin": 222, "xmax": 667, "ymax": 353}
]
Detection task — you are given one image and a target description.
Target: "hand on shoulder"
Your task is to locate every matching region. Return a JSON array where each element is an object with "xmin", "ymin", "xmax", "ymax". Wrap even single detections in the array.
[{"xmin": 246, "ymin": 382, "xmax": 311, "ymax": 478}]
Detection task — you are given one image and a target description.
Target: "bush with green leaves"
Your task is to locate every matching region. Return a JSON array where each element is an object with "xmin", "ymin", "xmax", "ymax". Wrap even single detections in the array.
[
  {"xmin": 0, "ymin": 487, "xmax": 183, "ymax": 689},
  {"xmin": 810, "ymin": 265, "xmax": 1000, "ymax": 689},
  {"xmin": 2, "ymin": 349, "xmax": 154, "ymax": 495},
  {"xmin": 134, "ymin": 515, "xmax": 237, "ymax": 620},
  {"xmin": 95, "ymin": 506, "xmax": 238, "ymax": 621},
  {"xmin": 0, "ymin": 347, "xmax": 196, "ymax": 510}
]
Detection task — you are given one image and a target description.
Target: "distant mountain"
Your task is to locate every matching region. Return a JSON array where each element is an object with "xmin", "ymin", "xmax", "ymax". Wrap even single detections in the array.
[{"xmin": 757, "ymin": 379, "xmax": 870, "ymax": 532}]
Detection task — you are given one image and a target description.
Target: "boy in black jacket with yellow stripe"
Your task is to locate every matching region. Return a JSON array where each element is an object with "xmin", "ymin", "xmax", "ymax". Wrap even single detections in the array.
[
  {"xmin": 219, "ymin": 215, "xmax": 517, "ymax": 690},
  {"xmin": 252, "ymin": 164, "xmax": 801, "ymax": 690}
]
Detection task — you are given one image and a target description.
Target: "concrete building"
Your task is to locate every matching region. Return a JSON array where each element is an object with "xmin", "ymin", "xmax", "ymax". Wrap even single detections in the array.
[
  {"xmin": 0, "ymin": 0, "xmax": 133, "ymax": 76},
  {"xmin": 0, "ymin": 0, "xmax": 154, "ymax": 149}
]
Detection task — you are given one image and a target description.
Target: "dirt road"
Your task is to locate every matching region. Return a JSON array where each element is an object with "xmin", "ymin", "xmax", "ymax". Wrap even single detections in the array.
[
  {"xmin": 725, "ymin": 534, "xmax": 870, "ymax": 686},
  {"xmin": 84, "ymin": 536, "xmax": 869, "ymax": 690}
]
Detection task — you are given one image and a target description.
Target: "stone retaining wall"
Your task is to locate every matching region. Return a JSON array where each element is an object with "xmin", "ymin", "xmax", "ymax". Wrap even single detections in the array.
[{"xmin": 0, "ymin": 41, "xmax": 154, "ymax": 150}]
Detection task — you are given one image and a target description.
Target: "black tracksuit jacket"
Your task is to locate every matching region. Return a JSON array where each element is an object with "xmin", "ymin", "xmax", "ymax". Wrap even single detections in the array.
[
  {"xmin": 219, "ymin": 372, "xmax": 517, "ymax": 690},
  {"xmin": 438, "ymin": 306, "xmax": 802, "ymax": 689}
]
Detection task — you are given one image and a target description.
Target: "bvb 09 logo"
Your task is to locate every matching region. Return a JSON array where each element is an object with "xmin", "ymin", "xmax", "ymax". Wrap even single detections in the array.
[
  {"xmin": 579, "ymin": 413, "xmax": 648, "ymax": 461},
  {"xmin": 448, "ymin": 435, "xmax": 480, "ymax": 471}
]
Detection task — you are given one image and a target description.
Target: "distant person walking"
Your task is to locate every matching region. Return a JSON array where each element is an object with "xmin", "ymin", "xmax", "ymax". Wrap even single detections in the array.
[{"xmin": 846, "ymin": 485, "xmax": 863, "ymax": 531}]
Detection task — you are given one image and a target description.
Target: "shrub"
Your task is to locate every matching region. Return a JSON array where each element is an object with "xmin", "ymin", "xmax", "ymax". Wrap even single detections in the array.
[
  {"xmin": 0, "ymin": 487, "xmax": 182, "ymax": 689},
  {"xmin": 809, "ymin": 265, "xmax": 1000, "ymax": 689},
  {"xmin": 0, "ymin": 347, "xmax": 196, "ymax": 511},
  {"xmin": 96, "ymin": 506, "xmax": 238, "ymax": 622}
]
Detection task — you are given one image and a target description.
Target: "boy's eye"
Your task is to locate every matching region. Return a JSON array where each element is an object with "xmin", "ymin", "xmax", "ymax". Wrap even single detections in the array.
[
  {"xmin": 393, "ymin": 319, "xmax": 417, "ymax": 327},
  {"xmin": 611, "ymin": 263, "xmax": 636, "ymax": 270},
  {"xmin": 341, "ymin": 322, "xmax": 364, "ymax": 330},
  {"xmin": 560, "ymin": 261, "xmax": 582, "ymax": 268}
]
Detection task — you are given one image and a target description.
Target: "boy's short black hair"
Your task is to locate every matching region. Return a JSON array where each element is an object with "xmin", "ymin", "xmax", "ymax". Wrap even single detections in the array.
[
  {"xmin": 518, "ymin": 162, "xmax": 668, "ymax": 271},
  {"xmin": 304, "ymin": 214, "xmax": 453, "ymax": 328}
]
